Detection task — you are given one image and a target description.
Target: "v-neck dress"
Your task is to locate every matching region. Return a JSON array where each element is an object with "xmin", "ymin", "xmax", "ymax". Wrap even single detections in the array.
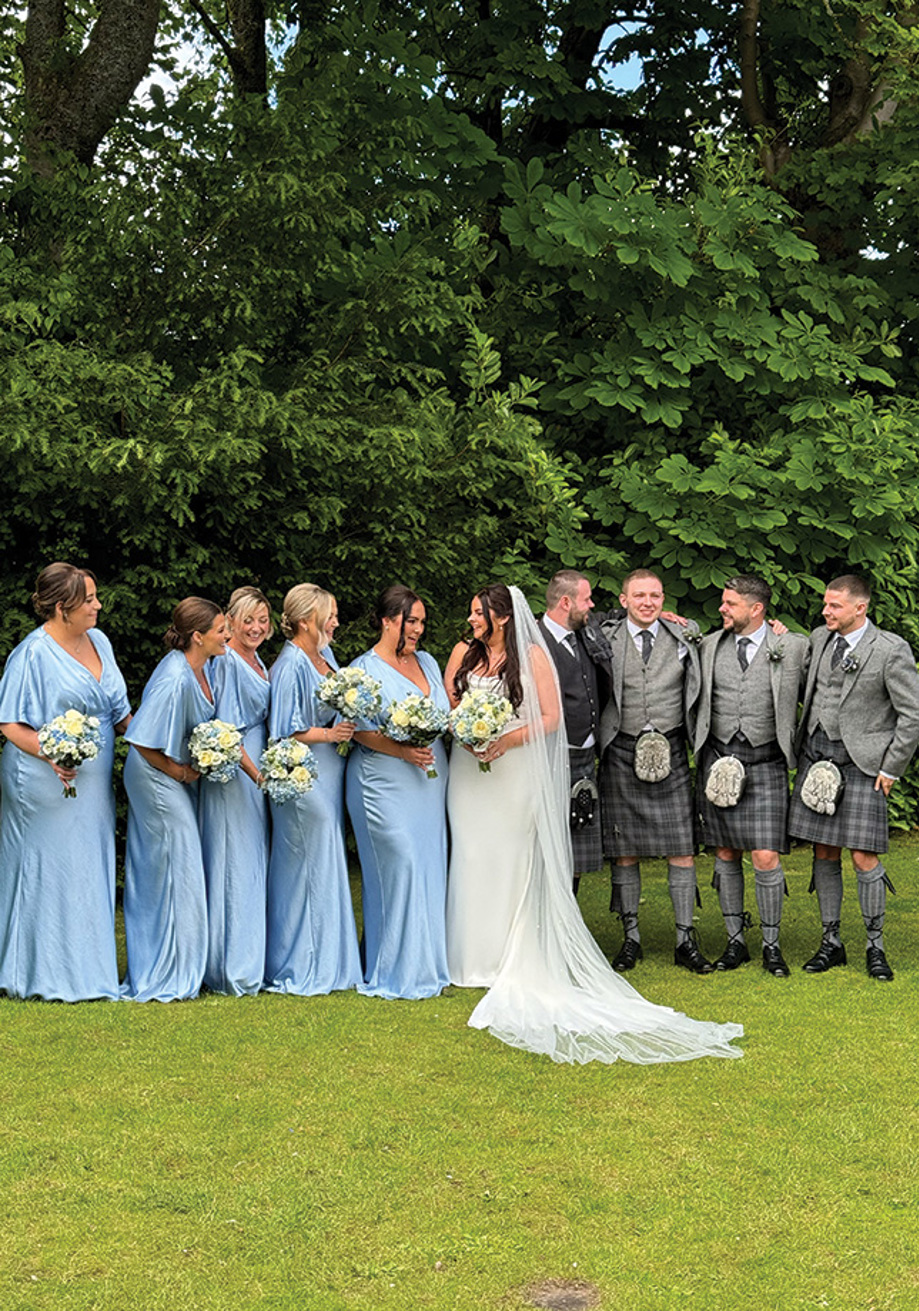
[
  {"xmin": 198, "ymin": 648, "xmax": 271, "ymax": 995},
  {"xmin": 345, "ymin": 649, "xmax": 449, "ymax": 999},
  {"xmin": 264, "ymin": 642, "xmax": 361, "ymax": 995},
  {"xmin": 0, "ymin": 627, "xmax": 130, "ymax": 1001},
  {"xmin": 122, "ymin": 650, "xmax": 215, "ymax": 1002}
]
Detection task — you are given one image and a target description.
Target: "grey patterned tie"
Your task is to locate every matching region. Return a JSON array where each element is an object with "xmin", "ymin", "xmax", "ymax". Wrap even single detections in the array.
[
  {"xmin": 640, "ymin": 630, "xmax": 653, "ymax": 665},
  {"xmin": 564, "ymin": 632, "xmax": 580, "ymax": 662},
  {"xmin": 831, "ymin": 635, "xmax": 848, "ymax": 669},
  {"xmin": 737, "ymin": 637, "xmax": 752, "ymax": 672}
]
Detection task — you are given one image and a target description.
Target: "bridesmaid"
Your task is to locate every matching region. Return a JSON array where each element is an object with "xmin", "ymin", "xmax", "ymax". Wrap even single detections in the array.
[
  {"xmin": 199, "ymin": 586, "xmax": 272, "ymax": 996},
  {"xmin": 122, "ymin": 597, "xmax": 227, "ymax": 1002},
  {"xmin": 264, "ymin": 583, "xmax": 361, "ymax": 995},
  {"xmin": 346, "ymin": 584, "xmax": 450, "ymax": 999},
  {"xmin": 0, "ymin": 563, "xmax": 130, "ymax": 1001}
]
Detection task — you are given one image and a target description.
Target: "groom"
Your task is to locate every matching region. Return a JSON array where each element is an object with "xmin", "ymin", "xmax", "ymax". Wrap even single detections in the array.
[{"xmin": 540, "ymin": 570, "xmax": 612, "ymax": 896}]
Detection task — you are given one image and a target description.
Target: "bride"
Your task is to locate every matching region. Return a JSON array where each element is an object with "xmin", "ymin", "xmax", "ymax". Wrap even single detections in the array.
[{"xmin": 444, "ymin": 583, "xmax": 744, "ymax": 1065}]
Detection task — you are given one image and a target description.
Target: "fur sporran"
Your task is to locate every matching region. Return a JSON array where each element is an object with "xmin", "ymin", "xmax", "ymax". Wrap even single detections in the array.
[
  {"xmin": 800, "ymin": 760, "xmax": 845, "ymax": 815},
  {"xmin": 633, "ymin": 730, "xmax": 672, "ymax": 783},
  {"xmin": 704, "ymin": 755, "xmax": 747, "ymax": 808}
]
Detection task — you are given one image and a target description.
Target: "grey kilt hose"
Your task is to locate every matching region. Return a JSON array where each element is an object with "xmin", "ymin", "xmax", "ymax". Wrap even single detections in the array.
[
  {"xmin": 789, "ymin": 727, "xmax": 889, "ymax": 853},
  {"xmin": 696, "ymin": 736, "xmax": 790, "ymax": 853},
  {"xmin": 601, "ymin": 729, "xmax": 696, "ymax": 857},
  {"xmin": 568, "ymin": 745, "xmax": 603, "ymax": 874}
]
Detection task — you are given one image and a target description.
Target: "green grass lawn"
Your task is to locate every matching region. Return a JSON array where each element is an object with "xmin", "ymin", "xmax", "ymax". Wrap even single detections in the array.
[{"xmin": 3, "ymin": 837, "xmax": 919, "ymax": 1311}]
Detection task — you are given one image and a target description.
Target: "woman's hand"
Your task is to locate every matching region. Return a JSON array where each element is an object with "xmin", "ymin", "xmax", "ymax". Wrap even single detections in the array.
[
  {"xmin": 47, "ymin": 760, "xmax": 78, "ymax": 785},
  {"xmin": 172, "ymin": 762, "xmax": 200, "ymax": 784},
  {"xmin": 403, "ymin": 744, "xmax": 435, "ymax": 771},
  {"xmin": 325, "ymin": 721, "xmax": 355, "ymax": 744}
]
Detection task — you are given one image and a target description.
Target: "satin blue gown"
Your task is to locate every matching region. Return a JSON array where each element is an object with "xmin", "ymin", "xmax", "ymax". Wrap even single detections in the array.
[
  {"xmin": 265, "ymin": 642, "xmax": 361, "ymax": 995},
  {"xmin": 345, "ymin": 649, "xmax": 449, "ymax": 999},
  {"xmin": 0, "ymin": 628, "xmax": 130, "ymax": 1001},
  {"xmin": 122, "ymin": 650, "xmax": 215, "ymax": 1002},
  {"xmin": 198, "ymin": 649, "xmax": 270, "ymax": 996}
]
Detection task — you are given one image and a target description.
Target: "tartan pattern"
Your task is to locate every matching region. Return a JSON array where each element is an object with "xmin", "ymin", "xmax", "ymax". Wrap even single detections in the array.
[
  {"xmin": 789, "ymin": 728, "xmax": 889, "ymax": 853},
  {"xmin": 568, "ymin": 746, "xmax": 604, "ymax": 874},
  {"xmin": 601, "ymin": 730, "xmax": 696, "ymax": 857},
  {"xmin": 696, "ymin": 736, "xmax": 790, "ymax": 853}
]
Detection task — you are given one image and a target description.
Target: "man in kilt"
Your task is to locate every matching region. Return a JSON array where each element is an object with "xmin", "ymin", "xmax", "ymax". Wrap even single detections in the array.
[
  {"xmin": 789, "ymin": 575, "xmax": 919, "ymax": 980},
  {"xmin": 694, "ymin": 576, "xmax": 808, "ymax": 977},
  {"xmin": 539, "ymin": 570, "xmax": 612, "ymax": 896},
  {"xmin": 599, "ymin": 569, "xmax": 711, "ymax": 973}
]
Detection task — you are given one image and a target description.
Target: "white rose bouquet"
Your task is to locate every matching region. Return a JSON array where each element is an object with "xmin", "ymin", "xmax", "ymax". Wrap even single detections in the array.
[
  {"xmin": 188, "ymin": 719, "xmax": 243, "ymax": 784},
  {"xmin": 258, "ymin": 737, "xmax": 318, "ymax": 803},
  {"xmin": 37, "ymin": 708, "xmax": 102, "ymax": 798},
  {"xmin": 316, "ymin": 667, "xmax": 383, "ymax": 755},
  {"xmin": 381, "ymin": 694, "xmax": 450, "ymax": 778},
  {"xmin": 448, "ymin": 688, "xmax": 514, "ymax": 773}
]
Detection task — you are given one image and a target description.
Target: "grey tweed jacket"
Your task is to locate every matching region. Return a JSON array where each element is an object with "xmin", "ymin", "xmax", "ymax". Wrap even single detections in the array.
[
  {"xmin": 694, "ymin": 628, "xmax": 808, "ymax": 770},
  {"xmin": 795, "ymin": 620, "xmax": 919, "ymax": 778},
  {"xmin": 598, "ymin": 615, "xmax": 702, "ymax": 754}
]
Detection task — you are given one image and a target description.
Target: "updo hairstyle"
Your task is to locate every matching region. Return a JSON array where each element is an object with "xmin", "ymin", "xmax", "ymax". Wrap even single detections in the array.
[
  {"xmin": 374, "ymin": 584, "xmax": 422, "ymax": 658},
  {"xmin": 227, "ymin": 585, "xmax": 274, "ymax": 637},
  {"xmin": 164, "ymin": 597, "xmax": 223, "ymax": 651},
  {"xmin": 32, "ymin": 563, "xmax": 96, "ymax": 622},
  {"xmin": 280, "ymin": 583, "xmax": 335, "ymax": 640}
]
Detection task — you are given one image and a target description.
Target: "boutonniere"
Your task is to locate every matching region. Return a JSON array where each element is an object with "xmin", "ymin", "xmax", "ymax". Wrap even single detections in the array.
[
  {"xmin": 681, "ymin": 630, "xmax": 702, "ymax": 647},
  {"xmin": 767, "ymin": 644, "xmax": 784, "ymax": 663},
  {"xmin": 841, "ymin": 653, "xmax": 860, "ymax": 674}
]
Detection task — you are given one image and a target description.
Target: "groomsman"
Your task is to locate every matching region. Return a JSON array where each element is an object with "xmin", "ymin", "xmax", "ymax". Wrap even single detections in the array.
[
  {"xmin": 694, "ymin": 576, "xmax": 808, "ymax": 976},
  {"xmin": 540, "ymin": 570, "xmax": 612, "ymax": 895},
  {"xmin": 599, "ymin": 569, "xmax": 711, "ymax": 973},
  {"xmin": 789, "ymin": 575, "xmax": 919, "ymax": 979}
]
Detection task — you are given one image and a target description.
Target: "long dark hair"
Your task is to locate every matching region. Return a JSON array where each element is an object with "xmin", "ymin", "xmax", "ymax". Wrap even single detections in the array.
[
  {"xmin": 453, "ymin": 583, "xmax": 523, "ymax": 711},
  {"xmin": 374, "ymin": 584, "xmax": 422, "ymax": 658}
]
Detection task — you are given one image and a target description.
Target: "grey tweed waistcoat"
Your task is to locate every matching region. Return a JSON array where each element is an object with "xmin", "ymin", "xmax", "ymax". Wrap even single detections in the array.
[
  {"xmin": 711, "ymin": 638, "xmax": 777, "ymax": 747},
  {"xmin": 620, "ymin": 627, "xmax": 685, "ymax": 736},
  {"xmin": 806, "ymin": 642, "xmax": 846, "ymax": 740}
]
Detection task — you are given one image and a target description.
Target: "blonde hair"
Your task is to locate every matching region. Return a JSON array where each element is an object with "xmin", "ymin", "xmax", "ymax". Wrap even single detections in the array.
[
  {"xmin": 280, "ymin": 583, "xmax": 335, "ymax": 639},
  {"xmin": 226, "ymin": 585, "xmax": 274, "ymax": 638}
]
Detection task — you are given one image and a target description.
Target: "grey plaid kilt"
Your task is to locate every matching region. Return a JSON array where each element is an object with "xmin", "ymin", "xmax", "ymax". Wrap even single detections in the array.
[
  {"xmin": 789, "ymin": 728, "xmax": 889, "ymax": 853},
  {"xmin": 696, "ymin": 736, "xmax": 790, "ymax": 853},
  {"xmin": 568, "ymin": 745, "xmax": 604, "ymax": 874},
  {"xmin": 601, "ymin": 729, "xmax": 696, "ymax": 857}
]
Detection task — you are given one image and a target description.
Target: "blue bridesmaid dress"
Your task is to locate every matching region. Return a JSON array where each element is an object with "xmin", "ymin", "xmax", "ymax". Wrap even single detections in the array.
[
  {"xmin": 198, "ymin": 649, "xmax": 270, "ymax": 996},
  {"xmin": 345, "ymin": 649, "xmax": 450, "ymax": 999},
  {"xmin": 121, "ymin": 650, "xmax": 214, "ymax": 1002},
  {"xmin": 264, "ymin": 642, "xmax": 361, "ymax": 995},
  {"xmin": 0, "ymin": 628, "xmax": 130, "ymax": 1001}
]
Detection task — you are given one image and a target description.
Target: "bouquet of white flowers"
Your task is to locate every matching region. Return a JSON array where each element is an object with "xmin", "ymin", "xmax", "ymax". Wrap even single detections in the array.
[
  {"xmin": 316, "ymin": 667, "xmax": 383, "ymax": 755},
  {"xmin": 448, "ymin": 687, "xmax": 514, "ymax": 773},
  {"xmin": 381, "ymin": 693, "xmax": 450, "ymax": 778},
  {"xmin": 37, "ymin": 708, "xmax": 102, "ymax": 798},
  {"xmin": 188, "ymin": 719, "xmax": 243, "ymax": 784},
  {"xmin": 258, "ymin": 737, "xmax": 318, "ymax": 803}
]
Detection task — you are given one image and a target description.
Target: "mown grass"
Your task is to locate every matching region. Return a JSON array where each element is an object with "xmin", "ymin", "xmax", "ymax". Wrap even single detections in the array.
[{"xmin": 2, "ymin": 837, "xmax": 918, "ymax": 1311}]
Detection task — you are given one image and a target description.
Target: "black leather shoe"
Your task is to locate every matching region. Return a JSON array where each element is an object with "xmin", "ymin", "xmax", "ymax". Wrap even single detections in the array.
[
  {"xmin": 674, "ymin": 935, "xmax": 714, "ymax": 974},
  {"xmin": 802, "ymin": 939, "xmax": 847, "ymax": 973},
  {"xmin": 866, "ymin": 946, "xmax": 894, "ymax": 980},
  {"xmin": 714, "ymin": 939, "xmax": 750, "ymax": 971},
  {"xmin": 612, "ymin": 939, "xmax": 643, "ymax": 972},
  {"xmin": 762, "ymin": 944, "xmax": 789, "ymax": 977}
]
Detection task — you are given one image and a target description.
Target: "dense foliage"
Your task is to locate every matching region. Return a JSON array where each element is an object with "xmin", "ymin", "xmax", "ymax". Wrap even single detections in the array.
[{"xmin": 2, "ymin": 2, "xmax": 918, "ymax": 693}]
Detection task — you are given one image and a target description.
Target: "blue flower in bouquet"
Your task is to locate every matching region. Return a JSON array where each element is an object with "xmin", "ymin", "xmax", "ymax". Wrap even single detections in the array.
[
  {"xmin": 258, "ymin": 737, "xmax": 318, "ymax": 803},
  {"xmin": 316, "ymin": 667, "xmax": 383, "ymax": 755},
  {"xmin": 448, "ymin": 688, "xmax": 514, "ymax": 773},
  {"xmin": 188, "ymin": 719, "xmax": 243, "ymax": 784},
  {"xmin": 37, "ymin": 708, "xmax": 102, "ymax": 798},
  {"xmin": 381, "ymin": 693, "xmax": 450, "ymax": 778}
]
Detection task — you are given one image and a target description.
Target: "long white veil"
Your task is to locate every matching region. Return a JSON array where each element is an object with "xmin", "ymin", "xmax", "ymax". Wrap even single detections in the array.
[{"xmin": 466, "ymin": 586, "xmax": 744, "ymax": 1064}]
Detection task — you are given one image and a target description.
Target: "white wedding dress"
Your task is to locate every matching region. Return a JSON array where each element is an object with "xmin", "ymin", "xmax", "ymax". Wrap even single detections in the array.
[{"xmin": 446, "ymin": 588, "xmax": 744, "ymax": 1066}]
